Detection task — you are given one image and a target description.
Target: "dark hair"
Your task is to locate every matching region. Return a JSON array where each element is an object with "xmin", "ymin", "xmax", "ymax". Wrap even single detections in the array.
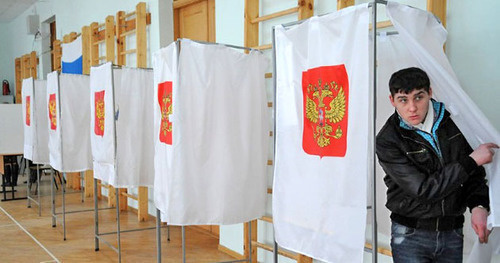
[{"xmin": 389, "ymin": 67, "xmax": 430, "ymax": 96}]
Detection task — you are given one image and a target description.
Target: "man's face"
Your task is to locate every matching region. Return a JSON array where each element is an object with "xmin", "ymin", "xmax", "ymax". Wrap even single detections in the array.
[{"xmin": 389, "ymin": 88, "xmax": 432, "ymax": 126}]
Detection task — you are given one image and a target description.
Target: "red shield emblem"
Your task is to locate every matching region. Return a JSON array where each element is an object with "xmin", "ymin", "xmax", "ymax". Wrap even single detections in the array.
[
  {"xmin": 302, "ymin": 65, "xmax": 349, "ymax": 158},
  {"xmin": 48, "ymin": 93, "xmax": 57, "ymax": 130},
  {"xmin": 158, "ymin": 81, "xmax": 173, "ymax": 145},
  {"xmin": 26, "ymin": 96, "xmax": 31, "ymax": 126},
  {"xmin": 94, "ymin": 90, "xmax": 105, "ymax": 137}
]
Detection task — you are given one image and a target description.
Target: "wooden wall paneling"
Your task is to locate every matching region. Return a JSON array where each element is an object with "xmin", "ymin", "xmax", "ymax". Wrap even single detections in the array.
[
  {"xmin": 427, "ymin": 0, "xmax": 446, "ymax": 28},
  {"xmin": 337, "ymin": 0, "xmax": 354, "ymax": 10},
  {"xmin": 173, "ymin": 8, "xmax": 180, "ymax": 40},
  {"xmin": 90, "ymin": 22, "xmax": 100, "ymax": 67},
  {"xmin": 116, "ymin": 11, "xmax": 126, "ymax": 66},
  {"xmin": 138, "ymin": 186, "xmax": 148, "ymax": 221},
  {"xmin": 244, "ymin": 0, "xmax": 259, "ymax": 49},
  {"xmin": 69, "ymin": 32, "xmax": 77, "ymax": 41},
  {"xmin": 208, "ymin": 0, "xmax": 215, "ymax": 42},
  {"xmin": 297, "ymin": 255, "xmax": 313, "ymax": 263},
  {"xmin": 15, "ymin": 58, "xmax": 22, "ymax": 103},
  {"xmin": 21, "ymin": 54, "xmax": 29, "ymax": 79},
  {"xmin": 136, "ymin": 2, "xmax": 147, "ymax": 68},
  {"xmin": 84, "ymin": 171, "xmax": 94, "ymax": 197},
  {"xmin": 81, "ymin": 26, "xmax": 91, "ymax": 75},
  {"xmin": 136, "ymin": 2, "xmax": 148, "ymax": 221},
  {"xmin": 298, "ymin": 0, "xmax": 314, "ymax": 19},
  {"xmin": 105, "ymin": 15, "xmax": 115, "ymax": 64},
  {"xmin": 52, "ymin": 40, "xmax": 62, "ymax": 72}
]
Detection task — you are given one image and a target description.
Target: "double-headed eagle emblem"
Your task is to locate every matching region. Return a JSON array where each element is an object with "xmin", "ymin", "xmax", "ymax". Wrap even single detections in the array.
[
  {"xmin": 96, "ymin": 100, "xmax": 105, "ymax": 133},
  {"xmin": 49, "ymin": 94, "xmax": 57, "ymax": 130},
  {"xmin": 160, "ymin": 93, "xmax": 172, "ymax": 136},
  {"xmin": 305, "ymin": 79, "xmax": 346, "ymax": 147},
  {"xmin": 26, "ymin": 96, "xmax": 31, "ymax": 126}
]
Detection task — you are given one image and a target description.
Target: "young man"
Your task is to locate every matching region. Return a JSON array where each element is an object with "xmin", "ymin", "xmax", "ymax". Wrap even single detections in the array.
[{"xmin": 376, "ymin": 67, "xmax": 499, "ymax": 262}]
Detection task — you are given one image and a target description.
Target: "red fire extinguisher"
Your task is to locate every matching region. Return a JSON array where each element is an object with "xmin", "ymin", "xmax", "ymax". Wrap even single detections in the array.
[{"xmin": 2, "ymin": 80, "xmax": 10, "ymax": 95}]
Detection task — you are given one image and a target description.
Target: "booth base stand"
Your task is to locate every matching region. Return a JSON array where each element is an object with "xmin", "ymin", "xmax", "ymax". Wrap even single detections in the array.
[
  {"xmin": 51, "ymin": 171, "xmax": 101, "ymax": 240},
  {"xmin": 93, "ymin": 179, "xmax": 168, "ymax": 263},
  {"xmin": 26, "ymin": 164, "xmax": 41, "ymax": 215}
]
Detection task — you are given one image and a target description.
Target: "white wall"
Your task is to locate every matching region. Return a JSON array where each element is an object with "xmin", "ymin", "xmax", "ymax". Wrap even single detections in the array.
[
  {"xmin": 0, "ymin": 23, "xmax": 10, "ymax": 89},
  {"xmin": 446, "ymin": 0, "xmax": 500, "ymax": 131}
]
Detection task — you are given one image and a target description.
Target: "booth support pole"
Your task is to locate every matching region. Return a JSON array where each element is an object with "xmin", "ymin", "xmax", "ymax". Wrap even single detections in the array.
[
  {"xmin": 51, "ymin": 170, "xmax": 56, "ymax": 227},
  {"xmin": 156, "ymin": 209, "xmax": 161, "ymax": 263},
  {"xmin": 81, "ymin": 171, "xmax": 84, "ymax": 202},
  {"xmin": 248, "ymin": 221, "xmax": 252, "ymax": 263},
  {"xmin": 94, "ymin": 178, "xmax": 100, "ymax": 251},
  {"xmin": 37, "ymin": 164, "xmax": 41, "ymax": 216},
  {"xmin": 62, "ymin": 172, "xmax": 67, "ymax": 240},
  {"xmin": 27, "ymin": 166, "xmax": 31, "ymax": 208},
  {"xmin": 116, "ymin": 187, "xmax": 121, "ymax": 263},
  {"xmin": 272, "ymin": 25, "xmax": 279, "ymax": 263},
  {"xmin": 182, "ymin": 226, "xmax": 186, "ymax": 263},
  {"xmin": 371, "ymin": 1, "xmax": 379, "ymax": 262}
]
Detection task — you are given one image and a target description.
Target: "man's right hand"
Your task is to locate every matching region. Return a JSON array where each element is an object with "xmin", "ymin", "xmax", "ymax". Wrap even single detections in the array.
[
  {"xmin": 471, "ymin": 206, "xmax": 491, "ymax": 243},
  {"xmin": 470, "ymin": 143, "xmax": 499, "ymax": 166}
]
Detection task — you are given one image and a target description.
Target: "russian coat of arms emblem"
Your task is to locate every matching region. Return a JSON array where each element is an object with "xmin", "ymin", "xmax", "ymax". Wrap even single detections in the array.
[
  {"xmin": 94, "ymin": 90, "xmax": 105, "ymax": 136},
  {"xmin": 302, "ymin": 65, "xmax": 349, "ymax": 157},
  {"xmin": 48, "ymin": 93, "xmax": 57, "ymax": 130},
  {"xmin": 158, "ymin": 81, "xmax": 173, "ymax": 145}
]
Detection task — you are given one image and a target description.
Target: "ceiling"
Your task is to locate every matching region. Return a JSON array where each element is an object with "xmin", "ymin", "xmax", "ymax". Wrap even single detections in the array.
[{"xmin": 0, "ymin": 0, "xmax": 38, "ymax": 23}]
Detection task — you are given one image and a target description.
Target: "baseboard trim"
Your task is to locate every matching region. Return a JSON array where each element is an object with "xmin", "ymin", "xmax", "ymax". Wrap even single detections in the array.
[{"xmin": 218, "ymin": 244, "xmax": 246, "ymax": 260}]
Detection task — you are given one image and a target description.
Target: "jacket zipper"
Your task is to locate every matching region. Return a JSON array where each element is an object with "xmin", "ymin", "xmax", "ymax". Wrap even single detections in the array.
[
  {"xmin": 401, "ymin": 134, "xmax": 444, "ymax": 166},
  {"xmin": 435, "ymin": 126, "xmax": 446, "ymax": 219},
  {"xmin": 406, "ymin": 148, "xmax": 426, "ymax": 155}
]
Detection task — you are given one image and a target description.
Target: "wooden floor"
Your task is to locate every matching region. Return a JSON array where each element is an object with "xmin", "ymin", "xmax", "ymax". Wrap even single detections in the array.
[{"xmin": 0, "ymin": 174, "xmax": 237, "ymax": 263}]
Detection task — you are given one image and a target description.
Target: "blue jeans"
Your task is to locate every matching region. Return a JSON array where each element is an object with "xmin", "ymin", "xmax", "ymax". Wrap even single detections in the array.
[{"xmin": 391, "ymin": 222, "xmax": 464, "ymax": 263}]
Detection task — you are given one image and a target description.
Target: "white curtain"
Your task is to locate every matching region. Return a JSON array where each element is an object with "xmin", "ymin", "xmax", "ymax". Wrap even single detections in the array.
[
  {"xmin": 115, "ymin": 67, "xmax": 154, "ymax": 187},
  {"xmin": 158, "ymin": 39, "xmax": 269, "ymax": 225},
  {"xmin": 273, "ymin": 5, "xmax": 370, "ymax": 262},
  {"xmin": 33, "ymin": 80, "xmax": 49, "ymax": 165},
  {"xmin": 47, "ymin": 71, "xmax": 92, "ymax": 172},
  {"xmin": 153, "ymin": 42, "xmax": 177, "ymax": 220},
  {"xmin": 90, "ymin": 63, "xmax": 116, "ymax": 184},
  {"xmin": 90, "ymin": 62, "xmax": 154, "ymax": 188},
  {"xmin": 22, "ymin": 78, "xmax": 34, "ymax": 160}
]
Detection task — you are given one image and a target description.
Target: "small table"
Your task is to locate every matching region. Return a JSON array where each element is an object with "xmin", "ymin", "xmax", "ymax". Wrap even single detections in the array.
[{"xmin": 0, "ymin": 154, "xmax": 27, "ymax": 201}]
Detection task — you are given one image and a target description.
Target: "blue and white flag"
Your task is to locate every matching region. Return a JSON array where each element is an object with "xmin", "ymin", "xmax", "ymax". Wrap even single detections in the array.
[{"xmin": 62, "ymin": 36, "xmax": 83, "ymax": 74}]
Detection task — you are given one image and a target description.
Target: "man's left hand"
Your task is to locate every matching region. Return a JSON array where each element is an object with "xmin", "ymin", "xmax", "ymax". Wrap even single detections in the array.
[{"xmin": 472, "ymin": 206, "xmax": 491, "ymax": 243}]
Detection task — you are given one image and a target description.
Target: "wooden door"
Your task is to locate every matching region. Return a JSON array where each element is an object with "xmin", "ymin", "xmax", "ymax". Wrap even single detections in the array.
[
  {"xmin": 50, "ymin": 21, "xmax": 57, "ymax": 71},
  {"xmin": 173, "ymin": 0, "xmax": 218, "ymax": 237},
  {"xmin": 174, "ymin": 0, "xmax": 215, "ymax": 42}
]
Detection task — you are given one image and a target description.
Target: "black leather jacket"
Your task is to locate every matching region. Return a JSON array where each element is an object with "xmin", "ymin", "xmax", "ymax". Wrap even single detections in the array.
[{"xmin": 376, "ymin": 108, "xmax": 489, "ymax": 221}]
